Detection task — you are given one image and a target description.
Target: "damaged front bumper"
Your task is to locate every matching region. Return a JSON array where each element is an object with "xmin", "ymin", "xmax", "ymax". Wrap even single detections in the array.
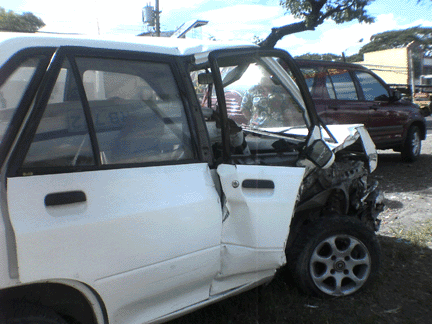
[{"xmin": 324, "ymin": 124, "xmax": 378, "ymax": 172}]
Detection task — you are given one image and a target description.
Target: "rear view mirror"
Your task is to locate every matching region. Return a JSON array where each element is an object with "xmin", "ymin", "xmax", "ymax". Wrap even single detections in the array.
[
  {"xmin": 198, "ymin": 73, "xmax": 213, "ymax": 84},
  {"xmin": 305, "ymin": 139, "xmax": 334, "ymax": 168}
]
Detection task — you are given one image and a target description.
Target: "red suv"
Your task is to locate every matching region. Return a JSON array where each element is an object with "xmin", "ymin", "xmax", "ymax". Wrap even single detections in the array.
[{"xmin": 295, "ymin": 59, "xmax": 427, "ymax": 162}]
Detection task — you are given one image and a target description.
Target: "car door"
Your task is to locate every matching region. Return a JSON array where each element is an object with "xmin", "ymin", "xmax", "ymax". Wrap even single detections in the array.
[
  {"xmin": 325, "ymin": 68, "xmax": 369, "ymax": 126},
  {"xmin": 354, "ymin": 70, "xmax": 406, "ymax": 146},
  {"xmin": 4, "ymin": 48, "xmax": 222, "ymax": 324},
  {"xmin": 206, "ymin": 49, "xmax": 307, "ymax": 295}
]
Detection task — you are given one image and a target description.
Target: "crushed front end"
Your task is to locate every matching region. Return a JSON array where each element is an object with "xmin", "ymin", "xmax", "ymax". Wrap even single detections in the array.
[{"xmin": 296, "ymin": 124, "xmax": 384, "ymax": 232}]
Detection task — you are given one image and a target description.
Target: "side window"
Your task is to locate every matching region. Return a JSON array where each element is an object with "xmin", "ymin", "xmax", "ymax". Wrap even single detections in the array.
[
  {"xmin": 0, "ymin": 56, "xmax": 45, "ymax": 144},
  {"xmin": 300, "ymin": 67, "xmax": 336, "ymax": 99},
  {"xmin": 75, "ymin": 57, "xmax": 194, "ymax": 165},
  {"xmin": 23, "ymin": 60, "xmax": 95, "ymax": 168},
  {"xmin": 21, "ymin": 55, "xmax": 195, "ymax": 172},
  {"xmin": 355, "ymin": 71, "xmax": 389, "ymax": 101},
  {"xmin": 327, "ymin": 69, "xmax": 358, "ymax": 101}
]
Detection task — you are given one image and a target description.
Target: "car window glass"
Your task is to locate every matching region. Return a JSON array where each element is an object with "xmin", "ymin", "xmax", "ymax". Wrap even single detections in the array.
[
  {"xmin": 23, "ymin": 60, "xmax": 95, "ymax": 168},
  {"xmin": 355, "ymin": 71, "xmax": 389, "ymax": 101},
  {"xmin": 221, "ymin": 62, "xmax": 306, "ymax": 129},
  {"xmin": 328, "ymin": 69, "xmax": 358, "ymax": 100},
  {"xmin": 76, "ymin": 57, "xmax": 194, "ymax": 165},
  {"xmin": 325, "ymin": 75, "xmax": 336, "ymax": 99},
  {"xmin": 0, "ymin": 56, "xmax": 44, "ymax": 144},
  {"xmin": 300, "ymin": 67, "xmax": 336, "ymax": 100}
]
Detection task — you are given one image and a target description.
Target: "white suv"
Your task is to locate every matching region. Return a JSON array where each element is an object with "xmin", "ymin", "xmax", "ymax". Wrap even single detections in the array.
[{"xmin": 0, "ymin": 33, "xmax": 383, "ymax": 324}]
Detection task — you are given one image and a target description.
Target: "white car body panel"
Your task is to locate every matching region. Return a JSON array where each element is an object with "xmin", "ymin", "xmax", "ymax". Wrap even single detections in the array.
[
  {"xmin": 211, "ymin": 164, "xmax": 304, "ymax": 294},
  {"xmin": 325, "ymin": 124, "xmax": 378, "ymax": 172},
  {"xmin": 7, "ymin": 163, "xmax": 222, "ymax": 323}
]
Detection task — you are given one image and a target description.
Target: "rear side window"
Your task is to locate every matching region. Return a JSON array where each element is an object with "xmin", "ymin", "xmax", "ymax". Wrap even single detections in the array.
[
  {"xmin": 355, "ymin": 71, "xmax": 389, "ymax": 101},
  {"xmin": 327, "ymin": 69, "xmax": 358, "ymax": 101},
  {"xmin": 300, "ymin": 67, "xmax": 336, "ymax": 100},
  {"xmin": 23, "ymin": 60, "xmax": 95, "ymax": 168},
  {"xmin": 20, "ymin": 54, "xmax": 195, "ymax": 173},
  {"xmin": 0, "ymin": 56, "xmax": 44, "ymax": 144},
  {"xmin": 76, "ymin": 57, "xmax": 194, "ymax": 165}
]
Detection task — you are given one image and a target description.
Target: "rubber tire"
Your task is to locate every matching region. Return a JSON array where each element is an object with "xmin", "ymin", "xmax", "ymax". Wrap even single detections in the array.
[
  {"xmin": 291, "ymin": 216, "xmax": 381, "ymax": 298},
  {"xmin": 401, "ymin": 125, "xmax": 421, "ymax": 162},
  {"xmin": 1, "ymin": 303, "xmax": 68, "ymax": 324}
]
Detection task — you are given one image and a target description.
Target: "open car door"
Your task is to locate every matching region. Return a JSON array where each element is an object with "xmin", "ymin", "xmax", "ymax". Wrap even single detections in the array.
[{"xmin": 206, "ymin": 48, "xmax": 314, "ymax": 295}]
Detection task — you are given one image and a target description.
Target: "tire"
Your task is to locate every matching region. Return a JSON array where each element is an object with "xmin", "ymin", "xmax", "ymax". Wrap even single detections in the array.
[
  {"xmin": 291, "ymin": 216, "xmax": 381, "ymax": 298},
  {"xmin": 401, "ymin": 125, "xmax": 421, "ymax": 162},
  {"xmin": 1, "ymin": 303, "xmax": 68, "ymax": 324}
]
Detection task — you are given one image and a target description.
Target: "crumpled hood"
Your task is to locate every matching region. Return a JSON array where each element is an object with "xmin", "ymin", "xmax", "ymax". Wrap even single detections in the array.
[{"xmin": 324, "ymin": 124, "xmax": 378, "ymax": 172}]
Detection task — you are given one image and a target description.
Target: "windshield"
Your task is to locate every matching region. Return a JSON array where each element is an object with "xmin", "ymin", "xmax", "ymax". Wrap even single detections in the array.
[{"xmin": 193, "ymin": 57, "xmax": 309, "ymax": 138}]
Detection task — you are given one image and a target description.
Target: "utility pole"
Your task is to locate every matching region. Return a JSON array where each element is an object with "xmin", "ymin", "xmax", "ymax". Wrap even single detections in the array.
[
  {"xmin": 143, "ymin": 1, "xmax": 161, "ymax": 37},
  {"xmin": 155, "ymin": 0, "xmax": 160, "ymax": 37}
]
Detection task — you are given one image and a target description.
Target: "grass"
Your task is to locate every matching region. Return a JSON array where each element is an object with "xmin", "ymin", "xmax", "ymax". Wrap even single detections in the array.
[{"xmin": 391, "ymin": 219, "xmax": 432, "ymax": 248}]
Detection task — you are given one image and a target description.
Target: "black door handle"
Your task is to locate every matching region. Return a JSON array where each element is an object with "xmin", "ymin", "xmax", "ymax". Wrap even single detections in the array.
[
  {"xmin": 45, "ymin": 191, "xmax": 87, "ymax": 207},
  {"xmin": 242, "ymin": 179, "xmax": 275, "ymax": 189}
]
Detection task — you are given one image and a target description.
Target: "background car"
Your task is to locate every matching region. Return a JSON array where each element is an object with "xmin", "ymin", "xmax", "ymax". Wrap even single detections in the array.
[{"xmin": 296, "ymin": 59, "xmax": 427, "ymax": 162}]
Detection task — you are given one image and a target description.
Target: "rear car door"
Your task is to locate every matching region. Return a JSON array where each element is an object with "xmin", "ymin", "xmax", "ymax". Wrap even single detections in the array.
[
  {"xmin": 3, "ymin": 47, "xmax": 222, "ymax": 323},
  {"xmin": 325, "ymin": 68, "xmax": 369, "ymax": 126},
  {"xmin": 354, "ymin": 70, "xmax": 406, "ymax": 146}
]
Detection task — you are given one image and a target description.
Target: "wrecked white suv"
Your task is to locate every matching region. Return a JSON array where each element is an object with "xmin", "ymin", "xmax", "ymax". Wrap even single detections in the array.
[{"xmin": 0, "ymin": 33, "xmax": 383, "ymax": 324}]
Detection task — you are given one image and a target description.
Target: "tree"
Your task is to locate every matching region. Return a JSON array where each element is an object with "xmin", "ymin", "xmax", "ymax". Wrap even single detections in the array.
[
  {"xmin": 0, "ymin": 7, "xmax": 45, "ymax": 33},
  {"xmin": 259, "ymin": 0, "xmax": 375, "ymax": 48},
  {"xmin": 359, "ymin": 27, "xmax": 432, "ymax": 56},
  {"xmin": 295, "ymin": 53, "xmax": 342, "ymax": 61}
]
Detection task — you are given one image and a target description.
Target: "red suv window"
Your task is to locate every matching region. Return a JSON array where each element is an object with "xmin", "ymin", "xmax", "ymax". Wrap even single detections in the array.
[
  {"xmin": 327, "ymin": 69, "xmax": 358, "ymax": 100},
  {"xmin": 355, "ymin": 71, "xmax": 389, "ymax": 101}
]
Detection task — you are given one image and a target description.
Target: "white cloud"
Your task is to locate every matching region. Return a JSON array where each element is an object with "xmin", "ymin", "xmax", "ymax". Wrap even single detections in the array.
[
  {"xmin": 194, "ymin": 4, "xmax": 291, "ymax": 41},
  {"xmin": 9, "ymin": 0, "xmax": 432, "ymax": 53},
  {"xmin": 275, "ymin": 14, "xmax": 403, "ymax": 56}
]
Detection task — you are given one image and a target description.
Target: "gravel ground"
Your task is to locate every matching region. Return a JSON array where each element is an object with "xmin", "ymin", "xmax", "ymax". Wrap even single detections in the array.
[{"xmin": 374, "ymin": 132, "xmax": 432, "ymax": 248}]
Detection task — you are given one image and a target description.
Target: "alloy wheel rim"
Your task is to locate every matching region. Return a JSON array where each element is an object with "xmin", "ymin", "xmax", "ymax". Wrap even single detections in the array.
[
  {"xmin": 309, "ymin": 235, "xmax": 371, "ymax": 296},
  {"xmin": 412, "ymin": 131, "xmax": 421, "ymax": 156}
]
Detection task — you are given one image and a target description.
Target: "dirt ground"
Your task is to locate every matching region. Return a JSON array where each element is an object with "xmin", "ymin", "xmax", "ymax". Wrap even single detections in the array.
[{"xmin": 375, "ymin": 134, "xmax": 432, "ymax": 248}]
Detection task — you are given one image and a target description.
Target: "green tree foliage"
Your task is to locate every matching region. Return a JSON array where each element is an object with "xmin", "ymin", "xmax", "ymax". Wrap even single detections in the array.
[
  {"xmin": 295, "ymin": 53, "xmax": 342, "ymax": 61},
  {"xmin": 359, "ymin": 27, "xmax": 432, "ymax": 56},
  {"xmin": 259, "ymin": 0, "xmax": 375, "ymax": 48},
  {"xmin": 0, "ymin": 7, "xmax": 45, "ymax": 32},
  {"xmin": 294, "ymin": 52, "xmax": 361, "ymax": 62}
]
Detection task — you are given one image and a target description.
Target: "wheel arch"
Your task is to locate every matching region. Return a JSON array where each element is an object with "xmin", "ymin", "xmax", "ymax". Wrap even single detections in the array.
[
  {"xmin": 405, "ymin": 120, "xmax": 426, "ymax": 141},
  {"xmin": 287, "ymin": 187, "xmax": 349, "ymax": 249},
  {"xmin": 0, "ymin": 280, "xmax": 107, "ymax": 324}
]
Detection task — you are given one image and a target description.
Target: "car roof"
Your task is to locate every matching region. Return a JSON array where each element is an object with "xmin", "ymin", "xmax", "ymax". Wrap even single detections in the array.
[
  {"xmin": 0, "ymin": 32, "xmax": 256, "ymax": 67},
  {"xmin": 295, "ymin": 59, "xmax": 368, "ymax": 71}
]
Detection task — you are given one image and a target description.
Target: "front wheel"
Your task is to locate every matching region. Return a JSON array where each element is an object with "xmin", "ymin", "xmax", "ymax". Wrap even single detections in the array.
[
  {"xmin": 292, "ymin": 216, "xmax": 381, "ymax": 298},
  {"xmin": 401, "ymin": 125, "xmax": 421, "ymax": 162}
]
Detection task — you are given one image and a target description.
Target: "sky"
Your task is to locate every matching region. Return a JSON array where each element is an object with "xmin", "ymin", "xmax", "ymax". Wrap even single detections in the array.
[{"xmin": 2, "ymin": 0, "xmax": 432, "ymax": 56}]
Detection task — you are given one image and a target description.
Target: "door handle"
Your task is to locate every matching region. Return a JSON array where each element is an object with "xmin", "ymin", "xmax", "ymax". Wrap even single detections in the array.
[
  {"xmin": 45, "ymin": 191, "xmax": 87, "ymax": 207},
  {"xmin": 242, "ymin": 179, "xmax": 275, "ymax": 189},
  {"xmin": 328, "ymin": 105, "xmax": 339, "ymax": 111}
]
